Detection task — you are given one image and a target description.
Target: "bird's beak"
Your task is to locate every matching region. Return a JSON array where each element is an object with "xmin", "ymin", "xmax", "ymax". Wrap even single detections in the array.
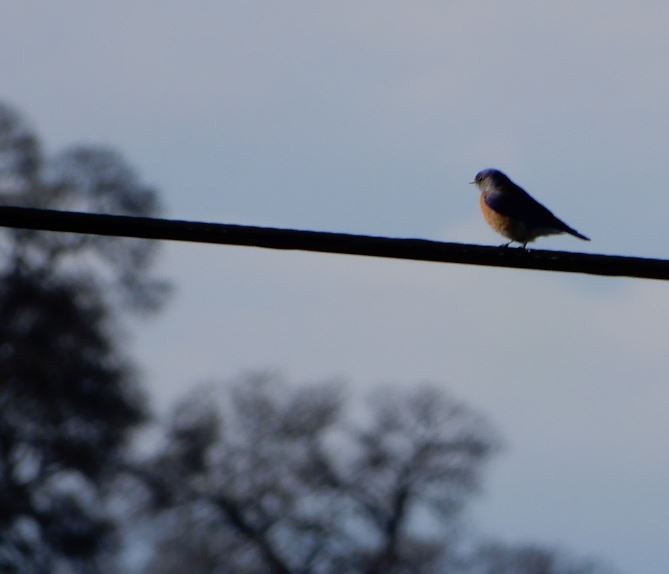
[{"xmin": 469, "ymin": 181, "xmax": 476, "ymax": 185}]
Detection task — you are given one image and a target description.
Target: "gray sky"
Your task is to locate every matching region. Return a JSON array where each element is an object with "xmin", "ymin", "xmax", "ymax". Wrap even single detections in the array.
[{"xmin": 3, "ymin": 2, "xmax": 669, "ymax": 571}]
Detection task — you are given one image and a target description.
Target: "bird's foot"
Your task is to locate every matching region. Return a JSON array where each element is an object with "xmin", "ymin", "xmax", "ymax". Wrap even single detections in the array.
[{"xmin": 498, "ymin": 241, "xmax": 530, "ymax": 251}]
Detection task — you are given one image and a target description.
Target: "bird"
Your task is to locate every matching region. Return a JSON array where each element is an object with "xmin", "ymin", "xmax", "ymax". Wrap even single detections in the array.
[{"xmin": 471, "ymin": 168, "xmax": 590, "ymax": 249}]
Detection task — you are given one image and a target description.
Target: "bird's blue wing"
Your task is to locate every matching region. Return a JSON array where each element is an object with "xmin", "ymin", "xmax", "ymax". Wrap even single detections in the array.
[{"xmin": 484, "ymin": 185, "xmax": 565, "ymax": 229}]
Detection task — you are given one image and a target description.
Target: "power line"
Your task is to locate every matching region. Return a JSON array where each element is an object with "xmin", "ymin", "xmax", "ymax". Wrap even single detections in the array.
[{"xmin": 0, "ymin": 205, "xmax": 667, "ymax": 281}]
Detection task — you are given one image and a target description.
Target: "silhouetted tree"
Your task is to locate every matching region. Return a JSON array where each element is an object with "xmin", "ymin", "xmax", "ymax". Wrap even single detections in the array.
[
  {"xmin": 0, "ymin": 102, "xmax": 167, "ymax": 573},
  {"xmin": 133, "ymin": 374, "xmax": 497, "ymax": 574},
  {"xmin": 129, "ymin": 375, "xmax": 622, "ymax": 574}
]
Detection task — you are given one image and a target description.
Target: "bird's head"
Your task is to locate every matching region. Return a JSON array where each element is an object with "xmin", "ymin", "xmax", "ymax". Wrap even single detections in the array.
[{"xmin": 470, "ymin": 168, "xmax": 511, "ymax": 192}]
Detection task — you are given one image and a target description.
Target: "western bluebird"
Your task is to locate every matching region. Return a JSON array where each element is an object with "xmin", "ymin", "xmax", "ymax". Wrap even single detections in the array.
[{"xmin": 471, "ymin": 168, "xmax": 590, "ymax": 248}]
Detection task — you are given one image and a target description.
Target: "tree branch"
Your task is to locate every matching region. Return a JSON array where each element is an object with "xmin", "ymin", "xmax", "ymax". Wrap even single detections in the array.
[{"xmin": 211, "ymin": 493, "xmax": 294, "ymax": 574}]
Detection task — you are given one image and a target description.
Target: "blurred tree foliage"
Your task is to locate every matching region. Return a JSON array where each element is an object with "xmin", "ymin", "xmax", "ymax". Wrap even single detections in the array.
[
  {"xmin": 134, "ymin": 374, "xmax": 491, "ymax": 574},
  {"xmin": 130, "ymin": 375, "xmax": 619, "ymax": 574},
  {"xmin": 0, "ymin": 102, "xmax": 167, "ymax": 573}
]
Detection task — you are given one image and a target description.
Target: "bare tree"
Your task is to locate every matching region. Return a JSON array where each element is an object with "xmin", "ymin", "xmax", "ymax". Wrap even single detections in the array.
[{"xmin": 134, "ymin": 374, "xmax": 497, "ymax": 574}]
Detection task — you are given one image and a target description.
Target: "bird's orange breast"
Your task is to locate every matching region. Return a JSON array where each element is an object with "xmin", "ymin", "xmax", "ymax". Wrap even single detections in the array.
[{"xmin": 480, "ymin": 194, "xmax": 521, "ymax": 241}]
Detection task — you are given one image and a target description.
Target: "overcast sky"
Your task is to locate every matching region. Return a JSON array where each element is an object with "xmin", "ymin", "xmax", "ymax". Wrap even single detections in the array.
[{"xmin": 3, "ymin": 2, "xmax": 669, "ymax": 571}]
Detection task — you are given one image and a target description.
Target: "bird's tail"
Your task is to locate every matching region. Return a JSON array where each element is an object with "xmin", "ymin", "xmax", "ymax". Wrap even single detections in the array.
[{"xmin": 564, "ymin": 225, "xmax": 590, "ymax": 241}]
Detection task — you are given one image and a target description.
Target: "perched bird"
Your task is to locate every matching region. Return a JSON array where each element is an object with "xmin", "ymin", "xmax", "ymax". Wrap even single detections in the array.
[{"xmin": 471, "ymin": 168, "xmax": 589, "ymax": 248}]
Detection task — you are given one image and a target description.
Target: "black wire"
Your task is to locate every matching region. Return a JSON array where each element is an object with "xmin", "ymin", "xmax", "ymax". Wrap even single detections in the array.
[{"xmin": 0, "ymin": 206, "xmax": 667, "ymax": 280}]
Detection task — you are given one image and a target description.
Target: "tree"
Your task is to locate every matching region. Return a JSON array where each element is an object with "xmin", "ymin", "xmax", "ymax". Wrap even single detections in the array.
[
  {"xmin": 133, "ymin": 373, "xmax": 497, "ymax": 574},
  {"xmin": 0, "ymin": 102, "xmax": 167, "ymax": 573},
  {"xmin": 131, "ymin": 375, "xmax": 622, "ymax": 574}
]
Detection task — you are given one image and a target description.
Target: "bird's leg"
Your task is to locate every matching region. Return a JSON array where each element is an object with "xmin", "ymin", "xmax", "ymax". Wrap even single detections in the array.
[{"xmin": 499, "ymin": 241, "xmax": 514, "ymax": 248}]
